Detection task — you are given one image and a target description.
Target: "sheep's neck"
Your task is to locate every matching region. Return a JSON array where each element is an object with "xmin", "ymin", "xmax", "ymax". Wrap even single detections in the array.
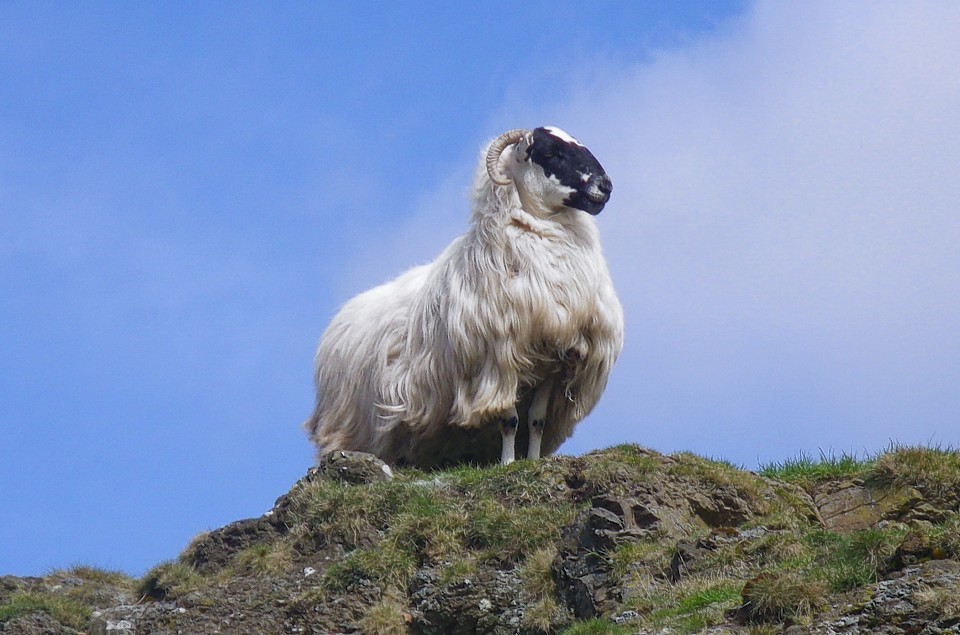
[{"xmin": 510, "ymin": 195, "xmax": 557, "ymax": 238}]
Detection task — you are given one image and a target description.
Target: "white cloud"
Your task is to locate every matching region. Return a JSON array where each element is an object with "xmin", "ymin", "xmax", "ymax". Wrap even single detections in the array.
[{"xmin": 394, "ymin": 2, "xmax": 960, "ymax": 465}]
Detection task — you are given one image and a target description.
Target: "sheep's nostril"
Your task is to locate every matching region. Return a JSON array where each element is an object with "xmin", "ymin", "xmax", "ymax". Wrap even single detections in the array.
[
  {"xmin": 586, "ymin": 175, "xmax": 612, "ymax": 203},
  {"xmin": 597, "ymin": 175, "xmax": 612, "ymax": 194},
  {"xmin": 587, "ymin": 188, "xmax": 610, "ymax": 204}
]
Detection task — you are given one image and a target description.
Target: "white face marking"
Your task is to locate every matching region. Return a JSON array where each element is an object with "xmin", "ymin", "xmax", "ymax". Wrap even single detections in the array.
[{"xmin": 543, "ymin": 126, "xmax": 583, "ymax": 147}]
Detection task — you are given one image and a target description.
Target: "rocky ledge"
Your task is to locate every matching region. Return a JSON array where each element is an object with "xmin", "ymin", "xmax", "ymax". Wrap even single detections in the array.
[{"xmin": 2, "ymin": 444, "xmax": 958, "ymax": 634}]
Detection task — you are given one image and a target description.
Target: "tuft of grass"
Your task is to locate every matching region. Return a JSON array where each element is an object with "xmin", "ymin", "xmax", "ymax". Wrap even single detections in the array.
[
  {"xmin": 356, "ymin": 588, "xmax": 409, "ymax": 635},
  {"xmin": 437, "ymin": 556, "xmax": 479, "ymax": 586},
  {"xmin": 520, "ymin": 547, "xmax": 558, "ymax": 600},
  {"xmin": 322, "ymin": 542, "xmax": 416, "ymax": 593},
  {"xmin": 445, "ymin": 458, "xmax": 571, "ymax": 507},
  {"xmin": 663, "ymin": 582, "xmax": 741, "ymax": 633},
  {"xmin": 931, "ymin": 512, "xmax": 960, "ymax": 557},
  {"xmin": 810, "ymin": 527, "xmax": 906, "ymax": 591},
  {"xmin": 289, "ymin": 479, "xmax": 419, "ymax": 550},
  {"xmin": 669, "ymin": 452, "xmax": 743, "ymax": 476},
  {"xmin": 669, "ymin": 453, "xmax": 767, "ymax": 504},
  {"xmin": 870, "ymin": 443, "xmax": 960, "ymax": 500},
  {"xmin": 524, "ymin": 597, "xmax": 564, "ymax": 633},
  {"xmin": 675, "ymin": 581, "xmax": 742, "ymax": 613},
  {"xmin": 42, "ymin": 564, "xmax": 137, "ymax": 608},
  {"xmin": 739, "ymin": 571, "xmax": 826, "ymax": 623},
  {"xmin": 0, "ymin": 590, "xmax": 91, "ymax": 629},
  {"xmin": 390, "ymin": 491, "xmax": 469, "ymax": 564},
  {"xmin": 520, "ymin": 547, "xmax": 567, "ymax": 632},
  {"xmin": 178, "ymin": 531, "xmax": 213, "ymax": 566},
  {"xmin": 310, "ymin": 463, "xmax": 577, "ymax": 594},
  {"xmin": 581, "ymin": 444, "xmax": 661, "ymax": 495},
  {"xmin": 469, "ymin": 498, "xmax": 576, "ymax": 563},
  {"xmin": 559, "ymin": 618, "xmax": 635, "ymax": 635},
  {"xmin": 915, "ymin": 586, "xmax": 960, "ymax": 620},
  {"xmin": 231, "ymin": 541, "xmax": 293, "ymax": 576},
  {"xmin": 59, "ymin": 564, "xmax": 133, "ymax": 587},
  {"xmin": 609, "ymin": 540, "xmax": 671, "ymax": 583},
  {"xmin": 741, "ymin": 531, "xmax": 816, "ymax": 571},
  {"xmin": 741, "ymin": 526, "xmax": 906, "ymax": 598},
  {"xmin": 756, "ymin": 481, "xmax": 824, "ymax": 531},
  {"xmin": 137, "ymin": 560, "xmax": 203, "ymax": 601},
  {"xmin": 628, "ymin": 577, "xmax": 742, "ymax": 633},
  {"xmin": 759, "ymin": 450, "xmax": 873, "ymax": 489}
]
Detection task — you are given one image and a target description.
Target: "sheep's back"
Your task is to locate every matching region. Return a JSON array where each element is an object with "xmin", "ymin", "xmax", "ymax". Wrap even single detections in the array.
[{"xmin": 307, "ymin": 264, "xmax": 431, "ymax": 459}]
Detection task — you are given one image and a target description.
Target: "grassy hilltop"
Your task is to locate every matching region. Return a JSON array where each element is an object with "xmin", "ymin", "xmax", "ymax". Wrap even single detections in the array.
[{"xmin": 2, "ymin": 444, "xmax": 959, "ymax": 634}]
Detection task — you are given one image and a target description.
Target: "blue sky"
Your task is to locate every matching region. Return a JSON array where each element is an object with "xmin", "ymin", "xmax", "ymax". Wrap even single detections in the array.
[{"xmin": 2, "ymin": 1, "xmax": 958, "ymax": 577}]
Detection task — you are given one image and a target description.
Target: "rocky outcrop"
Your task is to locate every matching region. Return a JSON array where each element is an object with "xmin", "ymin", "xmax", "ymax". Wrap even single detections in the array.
[
  {"xmin": 797, "ymin": 560, "xmax": 960, "ymax": 634},
  {"xmin": 2, "ymin": 445, "xmax": 958, "ymax": 634}
]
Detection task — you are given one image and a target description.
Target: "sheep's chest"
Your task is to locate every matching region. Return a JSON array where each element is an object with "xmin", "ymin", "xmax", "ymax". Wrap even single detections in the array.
[{"xmin": 505, "ymin": 233, "xmax": 602, "ymax": 352}]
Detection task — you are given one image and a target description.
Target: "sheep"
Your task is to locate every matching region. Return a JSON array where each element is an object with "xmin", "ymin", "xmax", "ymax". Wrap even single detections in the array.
[{"xmin": 304, "ymin": 126, "xmax": 624, "ymax": 469}]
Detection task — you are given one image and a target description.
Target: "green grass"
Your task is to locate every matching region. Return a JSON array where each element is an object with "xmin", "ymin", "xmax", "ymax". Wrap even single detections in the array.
[
  {"xmin": 812, "ymin": 527, "xmax": 907, "ymax": 591},
  {"xmin": 579, "ymin": 444, "xmax": 661, "ymax": 495},
  {"xmin": 356, "ymin": 588, "xmax": 409, "ymax": 635},
  {"xmin": 137, "ymin": 560, "xmax": 203, "ymax": 601},
  {"xmin": 322, "ymin": 541, "xmax": 417, "ymax": 593},
  {"xmin": 444, "ymin": 457, "xmax": 572, "ymax": 505},
  {"xmin": 57, "ymin": 564, "xmax": 133, "ymax": 587},
  {"xmin": 759, "ymin": 450, "xmax": 874, "ymax": 487},
  {"xmin": 7, "ymin": 444, "xmax": 955, "ymax": 635},
  {"xmin": 289, "ymin": 478, "xmax": 422, "ymax": 550},
  {"xmin": 559, "ymin": 619, "xmax": 635, "ymax": 635},
  {"xmin": 915, "ymin": 585, "xmax": 960, "ymax": 620},
  {"xmin": 760, "ymin": 444, "xmax": 960, "ymax": 497},
  {"xmin": 619, "ymin": 575, "xmax": 743, "ymax": 633},
  {"xmin": 609, "ymin": 540, "xmax": 671, "ymax": 582},
  {"xmin": 0, "ymin": 566, "xmax": 132, "ymax": 630},
  {"xmin": 0, "ymin": 590, "xmax": 91, "ymax": 629},
  {"xmin": 740, "ymin": 530, "xmax": 817, "ymax": 571},
  {"xmin": 651, "ymin": 580, "xmax": 743, "ymax": 632},
  {"xmin": 668, "ymin": 452, "xmax": 772, "ymax": 518},
  {"xmin": 519, "ymin": 547, "xmax": 566, "ymax": 632},
  {"xmin": 675, "ymin": 582, "xmax": 742, "ymax": 613},
  {"xmin": 468, "ymin": 498, "xmax": 576, "ymax": 563},
  {"xmin": 739, "ymin": 571, "xmax": 827, "ymax": 623},
  {"xmin": 192, "ymin": 444, "xmax": 960, "ymax": 631},
  {"xmin": 929, "ymin": 512, "xmax": 960, "ymax": 557},
  {"xmin": 731, "ymin": 524, "xmax": 907, "ymax": 623},
  {"xmin": 37, "ymin": 564, "xmax": 135, "ymax": 610},
  {"xmin": 603, "ymin": 477, "xmax": 914, "ymax": 628},
  {"xmin": 870, "ymin": 443, "xmax": 960, "ymax": 499},
  {"xmin": 307, "ymin": 464, "xmax": 578, "ymax": 594},
  {"xmin": 231, "ymin": 541, "xmax": 293, "ymax": 576}
]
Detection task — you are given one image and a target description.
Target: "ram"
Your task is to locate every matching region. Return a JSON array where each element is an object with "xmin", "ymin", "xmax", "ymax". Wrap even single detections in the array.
[{"xmin": 305, "ymin": 126, "xmax": 623, "ymax": 468}]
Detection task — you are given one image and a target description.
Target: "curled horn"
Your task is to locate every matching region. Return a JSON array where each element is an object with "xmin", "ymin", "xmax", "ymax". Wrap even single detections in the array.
[{"xmin": 485, "ymin": 128, "xmax": 530, "ymax": 186}]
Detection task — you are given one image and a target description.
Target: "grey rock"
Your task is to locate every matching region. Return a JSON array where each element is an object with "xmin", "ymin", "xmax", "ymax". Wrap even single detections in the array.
[
  {"xmin": 409, "ymin": 567, "xmax": 529, "ymax": 635},
  {"xmin": 318, "ymin": 449, "xmax": 395, "ymax": 484}
]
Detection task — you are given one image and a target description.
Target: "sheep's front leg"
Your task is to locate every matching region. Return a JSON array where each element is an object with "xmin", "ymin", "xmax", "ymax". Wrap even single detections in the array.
[
  {"xmin": 499, "ymin": 406, "xmax": 520, "ymax": 465},
  {"xmin": 527, "ymin": 380, "xmax": 553, "ymax": 460}
]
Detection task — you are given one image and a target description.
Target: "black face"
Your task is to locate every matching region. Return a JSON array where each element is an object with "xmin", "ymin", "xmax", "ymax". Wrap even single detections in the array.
[{"xmin": 526, "ymin": 127, "xmax": 613, "ymax": 215}]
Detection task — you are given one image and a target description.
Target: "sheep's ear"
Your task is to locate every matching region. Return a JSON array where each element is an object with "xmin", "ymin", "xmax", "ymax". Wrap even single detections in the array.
[{"xmin": 514, "ymin": 133, "xmax": 535, "ymax": 162}]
